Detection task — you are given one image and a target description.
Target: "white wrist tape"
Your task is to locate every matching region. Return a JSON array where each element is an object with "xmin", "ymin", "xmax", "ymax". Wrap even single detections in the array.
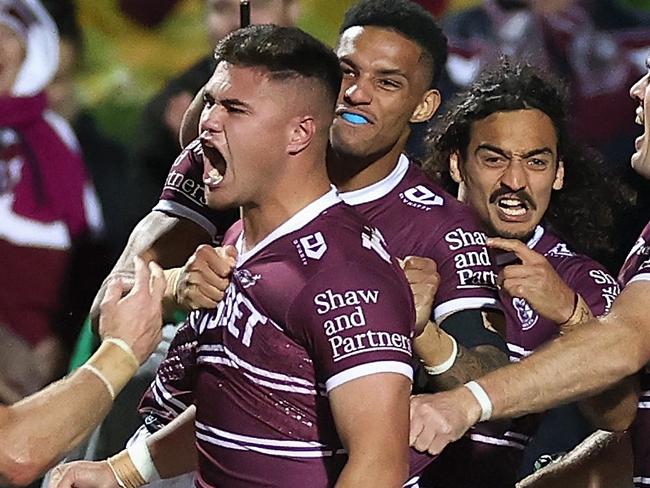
[
  {"xmin": 126, "ymin": 438, "xmax": 161, "ymax": 483},
  {"xmin": 423, "ymin": 335, "xmax": 458, "ymax": 375},
  {"xmin": 104, "ymin": 337, "xmax": 139, "ymax": 369},
  {"xmin": 80, "ymin": 363, "xmax": 115, "ymax": 400},
  {"xmin": 464, "ymin": 381, "xmax": 493, "ymax": 422}
]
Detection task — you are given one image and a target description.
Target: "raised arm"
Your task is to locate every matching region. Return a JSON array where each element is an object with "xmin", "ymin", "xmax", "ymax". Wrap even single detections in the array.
[
  {"xmin": 0, "ymin": 258, "xmax": 165, "ymax": 486},
  {"xmin": 89, "ymin": 211, "xmax": 212, "ymax": 325},
  {"xmin": 402, "ymin": 256, "xmax": 509, "ymax": 392},
  {"xmin": 330, "ymin": 373, "xmax": 411, "ymax": 487}
]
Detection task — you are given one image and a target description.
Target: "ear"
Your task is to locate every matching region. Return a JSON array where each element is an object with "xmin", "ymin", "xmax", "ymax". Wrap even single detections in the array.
[
  {"xmin": 287, "ymin": 116, "xmax": 316, "ymax": 155},
  {"xmin": 449, "ymin": 151, "xmax": 464, "ymax": 184},
  {"xmin": 285, "ymin": 0, "xmax": 301, "ymax": 25},
  {"xmin": 552, "ymin": 159, "xmax": 565, "ymax": 190},
  {"xmin": 409, "ymin": 89, "xmax": 441, "ymax": 123}
]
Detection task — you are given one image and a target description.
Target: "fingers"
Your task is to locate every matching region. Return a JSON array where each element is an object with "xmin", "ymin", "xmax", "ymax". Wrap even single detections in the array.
[
  {"xmin": 222, "ymin": 244, "xmax": 238, "ymax": 261},
  {"xmin": 101, "ymin": 278, "xmax": 124, "ymax": 311},
  {"xmin": 409, "ymin": 395, "xmax": 452, "ymax": 456},
  {"xmin": 196, "ymin": 245, "xmax": 236, "ymax": 277},
  {"xmin": 148, "ymin": 261, "xmax": 166, "ymax": 300},
  {"xmin": 402, "ymin": 255, "xmax": 437, "ymax": 273},
  {"xmin": 130, "ymin": 256, "xmax": 150, "ymax": 294},
  {"xmin": 487, "ymin": 237, "xmax": 541, "ymax": 264}
]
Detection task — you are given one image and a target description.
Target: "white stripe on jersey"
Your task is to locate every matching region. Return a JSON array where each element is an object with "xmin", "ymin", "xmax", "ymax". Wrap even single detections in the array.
[
  {"xmin": 403, "ymin": 476, "xmax": 421, "ymax": 487},
  {"xmin": 153, "ymin": 201, "xmax": 218, "ymax": 239},
  {"xmin": 638, "ymin": 401, "xmax": 650, "ymax": 409},
  {"xmin": 467, "ymin": 432, "xmax": 527, "ymax": 450},
  {"xmin": 634, "ymin": 476, "xmax": 650, "ymax": 486},
  {"xmin": 151, "ymin": 375, "xmax": 190, "ymax": 414},
  {"xmin": 434, "ymin": 297, "xmax": 499, "ymax": 322},
  {"xmin": 629, "ymin": 273, "xmax": 650, "ymax": 285},
  {"xmin": 197, "ymin": 344, "xmax": 318, "ymax": 388},
  {"xmin": 325, "ymin": 361, "xmax": 413, "ymax": 392},
  {"xmin": 195, "ymin": 421, "xmax": 347, "ymax": 458}
]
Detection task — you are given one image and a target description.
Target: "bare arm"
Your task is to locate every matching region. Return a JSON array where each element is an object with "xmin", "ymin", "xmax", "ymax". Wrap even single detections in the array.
[
  {"xmin": 0, "ymin": 260, "xmax": 165, "ymax": 486},
  {"xmin": 330, "ymin": 373, "xmax": 411, "ymax": 488},
  {"xmin": 179, "ymin": 86, "xmax": 205, "ymax": 149},
  {"xmin": 415, "ymin": 312, "xmax": 509, "ymax": 392},
  {"xmin": 409, "ymin": 281, "xmax": 650, "ymax": 457},
  {"xmin": 90, "ymin": 211, "xmax": 211, "ymax": 325},
  {"xmin": 402, "ymin": 256, "xmax": 509, "ymax": 392}
]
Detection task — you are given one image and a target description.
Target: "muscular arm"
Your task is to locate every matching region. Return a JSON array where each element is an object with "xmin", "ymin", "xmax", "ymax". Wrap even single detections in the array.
[
  {"xmin": 415, "ymin": 310, "xmax": 509, "ymax": 392},
  {"xmin": 90, "ymin": 211, "xmax": 211, "ymax": 324},
  {"xmin": 0, "ymin": 262, "xmax": 164, "ymax": 486},
  {"xmin": 148, "ymin": 406, "xmax": 198, "ymax": 477},
  {"xmin": 481, "ymin": 281, "xmax": 650, "ymax": 422},
  {"xmin": 330, "ymin": 373, "xmax": 411, "ymax": 488},
  {"xmin": 179, "ymin": 86, "xmax": 205, "ymax": 149}
]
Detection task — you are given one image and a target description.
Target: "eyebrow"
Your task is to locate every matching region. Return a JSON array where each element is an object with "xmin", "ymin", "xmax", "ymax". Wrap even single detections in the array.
[
  {"xmin": 476, "ymin": 144, "xmax": 555, "ymax": 158},
  {"xmin": 339, "ymin": 57, "xmax": 409, "ymax": 80}
]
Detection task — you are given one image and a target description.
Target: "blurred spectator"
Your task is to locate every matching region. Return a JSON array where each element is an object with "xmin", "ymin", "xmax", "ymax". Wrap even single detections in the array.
[
  {"xmin": 0, "ymin": 0, "xmax": 103, "ymax": 402},
  {"xmin": 125, "ymin": 0, "xmax": 299, "ymax": 224},
  {"xmin": 42, "ymin": 0, "xmax": 131, "ymax": 352}
]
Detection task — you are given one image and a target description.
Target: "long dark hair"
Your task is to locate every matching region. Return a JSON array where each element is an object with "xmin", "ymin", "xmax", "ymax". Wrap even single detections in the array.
[{"xmin": 424, "ymin": 59, "xmax": 632, "ymax": 270}]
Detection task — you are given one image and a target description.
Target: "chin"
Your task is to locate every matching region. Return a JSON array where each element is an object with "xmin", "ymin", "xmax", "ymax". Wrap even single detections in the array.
[{"xmin": 493, "ymin": 224, "xmax": 535, "ymax": 241}]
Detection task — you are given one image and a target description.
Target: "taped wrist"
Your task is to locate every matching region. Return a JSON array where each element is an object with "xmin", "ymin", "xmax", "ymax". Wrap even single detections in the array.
[{"xmin": 81, "ymin": 339, "xmax": 139, "ymax": 400}]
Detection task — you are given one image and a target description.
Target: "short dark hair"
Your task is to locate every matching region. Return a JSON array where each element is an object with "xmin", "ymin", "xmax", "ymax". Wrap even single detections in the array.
[
  {"xmin": 214, "ymin": 24, "xmax": 342, "ymax": 107},
  {"xmin": 339, "ymin": 0, "xmax": 447, "ymax": 88},
  {"xmin": 424, "ymin": 59, "xmax": 630, "ymax": 269}
]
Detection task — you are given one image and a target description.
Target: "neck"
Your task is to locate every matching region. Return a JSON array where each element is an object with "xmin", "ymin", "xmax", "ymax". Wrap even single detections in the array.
[
  {"xmin": 241, "ymin": 163, "xmax": 331, "ymax": 251},
  {"xmin": 331, "ymin": 130, "xmax": 409, "ymax": 193}
]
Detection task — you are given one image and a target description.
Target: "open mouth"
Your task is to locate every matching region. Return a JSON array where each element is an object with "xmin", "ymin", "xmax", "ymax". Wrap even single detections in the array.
[
  {"xmin": 495, "ymin": 196, "xmax": 530, "ymax": 219},
  {"xmin": 200, "ymin": 133, "xmax": 227, "ymax": 188},
  {"xmin": 636, "ymin": 106, "xmax": 645, "ymax": 126},
  {"xmin": 335, "ymin": 107, "xmax": 371, "ymax": 126}
]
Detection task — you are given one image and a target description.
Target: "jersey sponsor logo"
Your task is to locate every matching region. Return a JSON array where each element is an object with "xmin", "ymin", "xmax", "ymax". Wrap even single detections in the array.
[
  {"xmin": 399, "ymin": 185, "xmax": 444, "ymax": 211},
  {"xmin": 294, "ymin": 232, "xmax": 327, "ymax": 264},
  {"xmin": 163, "ymin": 169, "xmax": 208, "ymax": 206},
  {"xmin": 588, "ymin": 269, "xmax": 619, "ymax": 313},
  {"xmin": 328, "ymin": 330, "xmax": 412, "ymax": 362},
  {"xmin": 201, "ymin": 285, "xmax": 268, "ymax": 347},
  {"xmin": 625, "ymin": 236, "xmax": 650, "ymax": 262},
  {"xmin": 314, "ymin": 288, "xmax": 379, "ymax": 337},
  {"xmin": 512, "ymin": 297, "xmax": 539, "ymax": 330},
  {"xmin": 545, "ymin": 243, "xmax": 575, "ymax": 258},
  {"xmin": 361, "ymin": 226, "xmax": 391, "ymax": 263},
  {"xmin": 444, "ymin": 227, "xmax": 497, "ymax": 289}
]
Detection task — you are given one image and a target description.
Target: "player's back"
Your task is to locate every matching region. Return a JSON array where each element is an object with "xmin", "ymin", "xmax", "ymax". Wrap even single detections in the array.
[{"xmin": 191, "ymin": 190, "xmax": 416, "ymax": 487}]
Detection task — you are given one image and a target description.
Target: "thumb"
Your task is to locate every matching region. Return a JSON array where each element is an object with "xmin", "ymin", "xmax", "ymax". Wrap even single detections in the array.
[{"xmin": 222, "ymin": 245, "xmax": 238, "ymax": 266}]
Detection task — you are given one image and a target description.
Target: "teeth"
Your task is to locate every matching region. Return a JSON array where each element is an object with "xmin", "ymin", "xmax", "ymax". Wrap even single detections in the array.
[
  {"xmin": 203, "ymin": 168, "xmax": 223, "ymax": 186},
  {"xmin": 500, "ymin": 207, "xmax": 527, "ymax": 216}
]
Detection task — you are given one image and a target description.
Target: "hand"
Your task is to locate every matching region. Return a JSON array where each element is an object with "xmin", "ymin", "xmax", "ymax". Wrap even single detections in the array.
[
  {"xmin": 488, "ymin": 237, "xmax": 575, "ymax": 324},
  {"xmin": 409, "ymin": 388, "xmax": 481, "ymax": 456},
  {"xmin": 49, "ymin": 460, "xmax": 118, "ymax": 488},
  {"xmin": 99, "ymin": 256, "xmax": 166, "ymax": 364},
  {"xmin": 400, "ymin": 256, "xmax": 440, "ymax": 337},
  {"xmin": 171, "ymin": 244, "xmax": 237, "ymax": 310}
]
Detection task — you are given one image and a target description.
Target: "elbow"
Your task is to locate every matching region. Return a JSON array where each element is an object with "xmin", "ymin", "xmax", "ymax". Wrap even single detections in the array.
[{"xmin": 0, "ymin": 455, "xmax": 46, "ymax": 487}]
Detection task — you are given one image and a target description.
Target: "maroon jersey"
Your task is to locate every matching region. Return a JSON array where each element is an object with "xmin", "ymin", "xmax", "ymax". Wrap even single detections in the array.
[
  {"xmin": 156, "ymin": 149, "xmax": 499, "ymax": 319},
  {"xmin": 338, "ymin": 154, "xmax": 499, "ymax": 319},
  {"xmin": 618, "ymin": 221, "xmax": 650, "ymax": 488},
  {"xmin": 424, "ymin": 225, "xmax": 619, "ymax": 487},
  {"xmin": 142, "ymin": 190, "xmax": 433, "ymax": 487},
  {"xmin": 154, "ymin": 139, "xmax": 238, "ymax": 243}
]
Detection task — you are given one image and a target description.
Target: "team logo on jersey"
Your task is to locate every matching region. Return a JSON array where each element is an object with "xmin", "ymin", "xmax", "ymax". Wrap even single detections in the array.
[
  {"xmin": 399, "ymin": 185, "xmax": 444, "ymax": 211},
  {"xmin": 294, "ymin": 231, "xmax": 328, "ymax": 265},
  {"xmin": 361, "ymin": 226, "xmax": 391, "ymax": 263},
  {"xmin": 545, "ymin": 243, "xmax": 575, "ymax": 258},
  {"xmin": 235, "ymin": 269, "xmax": 261, "ymax": 288},
  {"xmin": 512, "ymin": 297, "xmax": 538, "ymax": 330}
]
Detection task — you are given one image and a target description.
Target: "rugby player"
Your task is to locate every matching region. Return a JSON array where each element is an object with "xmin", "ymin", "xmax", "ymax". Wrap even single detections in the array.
[
  {"xmin": 51, "ymin": 24, "xmax": 418, "ymax": 488},
  {"xmin": 407, "ymin": 53, "xmax": 650, "ymax": 488},
  {"xmin": 417, "ymin": 59, "xmax": 637, "ymax": 487}
]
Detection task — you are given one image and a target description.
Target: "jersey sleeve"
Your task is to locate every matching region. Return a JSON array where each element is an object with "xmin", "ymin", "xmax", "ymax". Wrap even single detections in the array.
[
  {"xmin": 427, "ymin": 209, "xmax": 500, "ymax": 320},
  {"xmin": 619, "ymin": 225, "xmax": 650, "ymax": 286},
  {"xmin": 138, "ymin": 312, "xmax": 201, "ymax": 432},
  {"xmin": 285, "ymin": 262, "xmax": 415, "ymax": 393},
  {"xmin": 562, "ymin": 259, "xmax": 620, "ymax": 316},
  {"xmin": 153, "ymin": 139, "xmax": 237, "ymax": 242}
]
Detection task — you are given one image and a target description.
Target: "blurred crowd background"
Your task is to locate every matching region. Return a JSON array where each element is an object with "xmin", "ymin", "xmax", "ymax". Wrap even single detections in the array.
[{"xmin": 2, "ymin": 0, "xmax": 650, "ymax": 419}]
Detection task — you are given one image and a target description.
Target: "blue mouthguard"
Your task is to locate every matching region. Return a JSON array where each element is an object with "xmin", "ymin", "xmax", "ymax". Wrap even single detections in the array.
[{"xmin": 341, "ymin": 112, "xmax": 369, "ymax": 125}]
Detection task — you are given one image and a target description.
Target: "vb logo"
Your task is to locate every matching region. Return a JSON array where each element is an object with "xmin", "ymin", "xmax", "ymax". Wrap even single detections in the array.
[{"xmin": 402, "ymin": 185, "xmax": 444, "ymax": 207}]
